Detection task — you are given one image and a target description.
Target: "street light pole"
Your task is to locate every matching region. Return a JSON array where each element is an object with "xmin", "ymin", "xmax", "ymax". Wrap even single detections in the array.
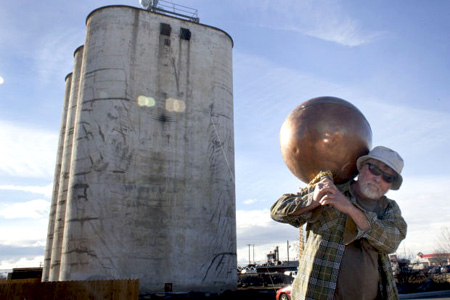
[{"xmin": 287, "ymin": 240, "xmax": 290, "ymax": 262}]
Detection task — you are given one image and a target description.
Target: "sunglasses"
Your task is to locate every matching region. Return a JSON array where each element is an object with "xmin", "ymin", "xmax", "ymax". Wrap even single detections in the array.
[{"xmin": 367, "ymin": 163, "xmax": 396, "ymax": 184}]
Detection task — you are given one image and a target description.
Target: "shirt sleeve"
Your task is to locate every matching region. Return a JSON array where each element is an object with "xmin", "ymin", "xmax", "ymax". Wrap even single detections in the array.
[
  {"xmin": 270, "ymin": 187, "xmax": 320, "ymax": 228},
  {"xmin": 347, "ymin": 199, "xmax": 407, "ymax": 254}
]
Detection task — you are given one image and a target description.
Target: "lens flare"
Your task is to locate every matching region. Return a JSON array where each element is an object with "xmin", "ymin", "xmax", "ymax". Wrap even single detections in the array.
[
  {"xmin": 0, "ymin": 77, "xmax": 4, "ymax": 85},
  {"xmin": 166, "ymin": 98, "xmax": 186, "ymax": 112},
  {"xmin": 137, "ymin": 95, "xmax": 155, "ymax": 107}
]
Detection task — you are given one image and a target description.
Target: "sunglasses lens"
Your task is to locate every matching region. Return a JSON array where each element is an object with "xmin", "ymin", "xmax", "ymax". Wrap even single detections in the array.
[
  {"xmin": 383, "ymin": 174, "xmax": 394, "ymax": 183},
  {"xmin": 368, "ymin": 163, "xmax": 395, "ymax": 183},
  {"xmin": 368, "ymin": 164, "xmax": 380, "ymax": 175}
]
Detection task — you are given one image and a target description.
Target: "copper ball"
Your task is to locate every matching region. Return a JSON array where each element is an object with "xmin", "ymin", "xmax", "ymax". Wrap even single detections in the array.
[{"xmin": 280, "ymin": 96, "xmax": 372, "ymax": 184}]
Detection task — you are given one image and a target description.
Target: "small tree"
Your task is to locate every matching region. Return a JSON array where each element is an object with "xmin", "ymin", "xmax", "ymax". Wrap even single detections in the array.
[{"xmin": 434, "ymin": 226, "xmax": 450, "ymax": 265}]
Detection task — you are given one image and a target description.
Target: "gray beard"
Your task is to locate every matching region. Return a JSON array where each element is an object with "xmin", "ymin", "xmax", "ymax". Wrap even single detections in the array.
[{"xmin": 360, "ymin": 181, "xmax": 383, "ymax": 200}]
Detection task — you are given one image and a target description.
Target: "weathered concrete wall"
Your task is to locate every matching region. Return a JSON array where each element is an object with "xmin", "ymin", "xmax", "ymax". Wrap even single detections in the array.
[
  {"xmin": 42, "ymin": 72, "xmax": 72, "ymax": 281},
  {"xmin": 44, "ymin": 6, "xmax": 236, "ymax": 293},
  {"xmin": 48, "ymin": 46, "xmax": 85, "ymax": 282}
]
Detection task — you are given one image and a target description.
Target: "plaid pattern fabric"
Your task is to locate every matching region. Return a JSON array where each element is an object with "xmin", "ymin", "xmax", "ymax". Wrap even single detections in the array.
[{"xmin": 270, "ymin": 181, "xmax": 407, "ymax": 300}]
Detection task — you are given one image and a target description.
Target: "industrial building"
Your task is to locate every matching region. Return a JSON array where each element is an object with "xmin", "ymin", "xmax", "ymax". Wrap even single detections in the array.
[{"xmin": 42, "ymin": 4, "xmax": 236, "ymax": 293}]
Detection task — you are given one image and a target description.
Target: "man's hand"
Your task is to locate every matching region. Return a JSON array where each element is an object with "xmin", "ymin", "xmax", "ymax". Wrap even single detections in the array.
[
  {"xmin": 313, "ymin": 178, "xmax": 352, "ymax": 213},
  {"xmin": 313, "ymin": 178, "xmax": 370, "ymax": 230}
]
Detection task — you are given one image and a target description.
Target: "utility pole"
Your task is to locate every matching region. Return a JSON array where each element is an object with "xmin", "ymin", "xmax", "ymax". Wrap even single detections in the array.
[
  {"xmin": 252, "ymin": 244, "xmax": 255, "ymax": 264},
  {"xmin": 287, "ymin": 240, "xmax": 290, "ymax": 262}
]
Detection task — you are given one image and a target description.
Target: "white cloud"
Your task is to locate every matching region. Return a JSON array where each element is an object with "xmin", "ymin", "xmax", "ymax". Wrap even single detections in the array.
[
  {"xmin": 0, "ymin": 215, "xmax": 49, "ymax": 267},
  {"xmin": 294, "ymin": 1, "xmax": 383, "ymax": 47},
  {"xmin": 0, "ymin": 256, "xmax": 44, "ymax": 269},
  {"xmin": 247, "ymin": 0, "xmax": 383, "ymax": 46},
  {"xmin": 0, "ymin": 183, "xmax": 53, "ymax": 198},
  {"xmin": 35, "ymin": 28, "xmax": 85, "ymax": 84},
  {"xmin": 0, "ymin": 121, "xmax": 58, "ymax": 178},
  {"xmin": 237, "ymin": 209, "xmax": 272, "ymax": 230},
  {"xmin": 390, "ymin": 176, "xmax": 450, "ymax": 255},
  {"xmin": 233, "ymin": 51, "xmax": 347, "ymax": 150},
  {"xmin": 0, "ymin": 3, "xmax": 85, "ymax": 83},
  {"xmin": 300, "ymin": 21, "xmax": 381, "ymax": 47},
  {"xmin": 0, "ymin": 199, "xmax": 50, "ymax": 219},
  {"xmin": 236, "ymin": 209, "xmax": 299, "ymax": 265},
  {"xmin": 243, "ymin": 198, "xmax": 266, "ymax": 205}
]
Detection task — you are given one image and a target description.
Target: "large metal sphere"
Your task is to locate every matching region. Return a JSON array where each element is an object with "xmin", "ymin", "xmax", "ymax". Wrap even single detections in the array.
[{"xmin": 280, "ymin": 96, "xmax": 372, "ymax": 184}]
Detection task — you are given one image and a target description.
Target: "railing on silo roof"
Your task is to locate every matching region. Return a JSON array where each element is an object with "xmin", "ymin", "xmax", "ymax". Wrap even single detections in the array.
[{"xmin": 141, "ymin": 0, "xmax": 199, "ymax": 23}]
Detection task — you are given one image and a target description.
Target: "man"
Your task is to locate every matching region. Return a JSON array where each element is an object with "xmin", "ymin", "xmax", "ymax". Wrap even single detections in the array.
[{"xmin": 271, "ymin": 146, "xmax": 407, "ymax": 300}]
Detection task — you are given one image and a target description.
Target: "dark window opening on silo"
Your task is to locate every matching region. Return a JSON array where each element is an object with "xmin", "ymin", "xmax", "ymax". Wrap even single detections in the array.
[
  {"xmin": 180, "ymin": 28, "xmax": 191, "ymax": 40},
  {"xmin": 164, "ymin": 38, "xmax": 170, "ymax": 46},
  {"xmin": 160, "ymin": 23, "xmax": 171, "ymax": 36}
]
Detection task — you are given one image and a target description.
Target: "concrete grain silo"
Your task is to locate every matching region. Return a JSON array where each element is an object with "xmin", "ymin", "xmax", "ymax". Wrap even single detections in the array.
[
  {"xmin": 42, "ymin": 71, "xmax": 73, "ymax": 282},
  {"xmin": 43, "ymin": 5, "xmax": 236, "ymax": 293}
]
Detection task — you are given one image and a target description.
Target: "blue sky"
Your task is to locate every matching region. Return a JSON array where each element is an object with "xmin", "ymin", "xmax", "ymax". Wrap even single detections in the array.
[{"xmin": 1, "ymin": 0, "xmax": 449, "ymax": 269}]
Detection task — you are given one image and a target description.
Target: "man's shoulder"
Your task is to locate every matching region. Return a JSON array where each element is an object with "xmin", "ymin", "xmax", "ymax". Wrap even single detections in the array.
[
  {"xmin": 384, "ymin": 196, "xmax": 400, "ymax": 207},
  {"xmin": 379, "ymin": 195, "xmax": 403, "ymax": 216}
]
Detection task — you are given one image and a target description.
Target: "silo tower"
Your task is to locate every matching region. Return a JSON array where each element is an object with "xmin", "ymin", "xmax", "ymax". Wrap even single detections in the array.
[{"xmin": 43, "ymin": 3, "xmax": 236, "ymax": 293}]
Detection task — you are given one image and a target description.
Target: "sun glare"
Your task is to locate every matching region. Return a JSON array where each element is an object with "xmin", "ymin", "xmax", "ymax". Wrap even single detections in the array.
[
  {"xmin": 137, "ymin": 95, "xmax": 156, "ymax": 107},
  {"xmin": 166, "ymin": 98, "xmax": 186, "ymax": 112},
  {"xmin": 0, "ymin": 76, "xmax": 4, "ymax": 85}
]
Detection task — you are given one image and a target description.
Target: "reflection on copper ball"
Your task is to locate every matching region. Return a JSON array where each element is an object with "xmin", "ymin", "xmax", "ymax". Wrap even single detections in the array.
[{"xmin": 280, "ymin": 96, "xmax": 372, "ymax": 184}]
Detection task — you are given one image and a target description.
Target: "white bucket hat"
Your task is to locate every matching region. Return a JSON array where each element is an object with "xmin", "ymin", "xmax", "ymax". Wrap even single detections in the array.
[{"xmin": 356, "ymin": 146, "xmax": 404, "ymax": 190}]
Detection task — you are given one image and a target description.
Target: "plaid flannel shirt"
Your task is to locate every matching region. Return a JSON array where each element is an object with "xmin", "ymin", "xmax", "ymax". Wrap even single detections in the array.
[{"xmin": 270, "ymin": 180, "xmax": 407, "ymax": 300}]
